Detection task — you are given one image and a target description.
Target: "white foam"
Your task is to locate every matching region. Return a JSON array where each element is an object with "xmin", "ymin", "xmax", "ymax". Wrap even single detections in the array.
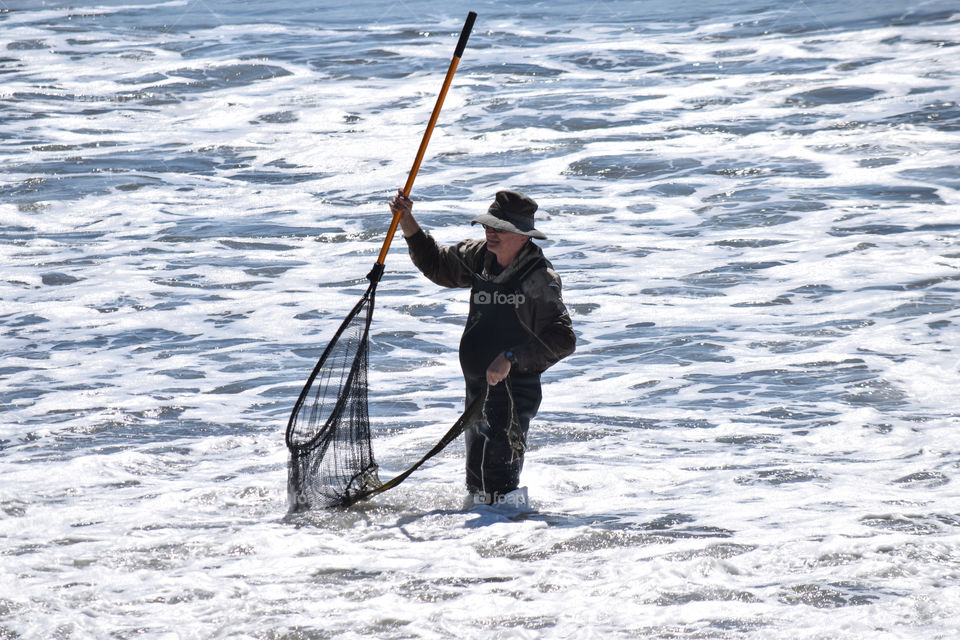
[{"xmin": 1, "ymin": 2, "xmax": 960, "ymax": 639}]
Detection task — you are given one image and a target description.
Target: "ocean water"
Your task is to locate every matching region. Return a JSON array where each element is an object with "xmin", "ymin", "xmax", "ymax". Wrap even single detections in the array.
[{"xmin": 2, "ymin": 0, "xmax": 960, "ymax": 638}]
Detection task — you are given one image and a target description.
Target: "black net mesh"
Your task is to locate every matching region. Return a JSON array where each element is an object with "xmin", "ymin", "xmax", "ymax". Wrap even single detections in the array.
[{"xmin": 286, "ymin": 277, "xmax": 381, "ymax": 510}]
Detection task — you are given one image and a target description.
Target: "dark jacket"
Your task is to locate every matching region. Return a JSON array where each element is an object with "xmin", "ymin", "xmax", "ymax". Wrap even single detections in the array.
[{"xmin": 405, "ymin": 229, "xmax": 576, "ymax": 374}]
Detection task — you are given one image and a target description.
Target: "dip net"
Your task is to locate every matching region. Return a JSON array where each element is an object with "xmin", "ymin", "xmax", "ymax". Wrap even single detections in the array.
[{"xmin": 284, "ymin": 12, "xmax": 477, "ymax": 511}]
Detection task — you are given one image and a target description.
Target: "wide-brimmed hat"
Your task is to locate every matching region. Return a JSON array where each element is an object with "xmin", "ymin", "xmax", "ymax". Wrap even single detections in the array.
[{"xmin": 470, "ymin": 190, "xmax": 547, "ymax": 239}]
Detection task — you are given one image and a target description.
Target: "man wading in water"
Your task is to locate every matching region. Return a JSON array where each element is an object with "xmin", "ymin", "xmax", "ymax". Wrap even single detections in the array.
[{"xmin": 389, "ymin": 189, "xmax": 576, "ymax": 506}]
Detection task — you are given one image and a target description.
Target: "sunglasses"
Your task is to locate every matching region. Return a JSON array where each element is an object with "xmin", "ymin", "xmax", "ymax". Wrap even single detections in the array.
[{"xmin": 481, "ymin": 224, "xmax": 506, "ymax": 234}]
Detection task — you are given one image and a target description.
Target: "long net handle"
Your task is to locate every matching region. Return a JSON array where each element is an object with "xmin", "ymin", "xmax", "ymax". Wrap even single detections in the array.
[{"xmin": 376, "ymin": 11, "xmax": 477, "ymax": 266}]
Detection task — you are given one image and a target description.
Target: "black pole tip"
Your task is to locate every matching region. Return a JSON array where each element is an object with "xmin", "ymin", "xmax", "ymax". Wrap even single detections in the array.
[{"xmin": 454, "ymin": 11, "xmax": 477, "ymax": 59}]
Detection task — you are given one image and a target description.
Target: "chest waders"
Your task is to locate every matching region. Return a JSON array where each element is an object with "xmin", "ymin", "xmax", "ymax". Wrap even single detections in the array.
[{"xmin": 459, "ymin": 260, "xmax": 545, "ymax": 502}]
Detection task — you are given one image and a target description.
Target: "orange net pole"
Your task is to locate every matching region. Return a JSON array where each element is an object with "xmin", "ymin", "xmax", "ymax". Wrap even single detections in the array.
[{"xmin": 375, "ymin": 12, "xmax": 476, "ymax": 266}]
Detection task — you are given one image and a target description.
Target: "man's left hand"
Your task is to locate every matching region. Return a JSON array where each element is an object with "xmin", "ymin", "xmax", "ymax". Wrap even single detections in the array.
[{"xmin": 486, "ymin": 352, "xmax": 512, "ymax": 386}]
